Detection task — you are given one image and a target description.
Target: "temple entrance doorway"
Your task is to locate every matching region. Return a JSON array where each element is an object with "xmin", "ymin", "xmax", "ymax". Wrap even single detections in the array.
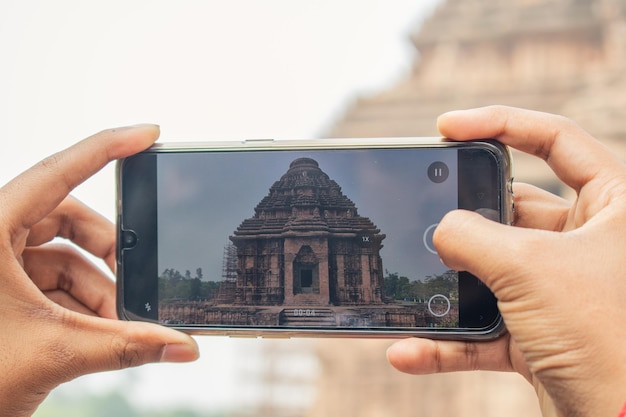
[
  {"xmin": 293, "ymin": 246, "xmax": 319, "ymax": 295},
  {"xmin": 300, "ymin": 269, "xmax": 313, "ymax": 292}
]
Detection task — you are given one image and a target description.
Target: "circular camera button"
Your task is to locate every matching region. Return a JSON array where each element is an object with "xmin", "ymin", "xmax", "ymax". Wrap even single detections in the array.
[
  {"xmin": 427, "ymin": 161, "xmax": 449, "ymax": 183},
  {"xmin": 423, "ymin": 223, "xmax": 438, "ymax": 255},
  {"xmin": 428, "ymin": 294, "xmax": 451, "ymax": 317}
]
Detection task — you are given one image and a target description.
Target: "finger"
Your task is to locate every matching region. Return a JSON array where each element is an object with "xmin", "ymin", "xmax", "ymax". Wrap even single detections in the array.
[
  {"xmin": 33, "ymin": 311, "xmax": 198, "ymax": 392},
  {"xmin": 27, "ymin": 197, "xmax": 116, "ymax": 271},
  {"xmin": 386, "ymin": 336, "xmax": 519, "ymax": 375},
  {"xmin": 513, "ymin": 183, "xmax": 570, "ymax": 231},
  {"xmin": 22, "ymin": 244, "xmax": 117, "ymax": 319},
  {"xmin": 433, "ymin": 209, "xmax": 559, "ymax": 297},
  {"xmin": 0, "ymin": 124, "xmax": 159, "ymax": 236},
  {"xmin": 45, "ymin": 290, "xmax": 97, "ymax": 316},
  {"xmin": 80, "ymin": 317, "xmax": 200, "ymax": 367},
  {"xmin": 437, "ymin": 106, "xmax": 625, "ymax": 192}
]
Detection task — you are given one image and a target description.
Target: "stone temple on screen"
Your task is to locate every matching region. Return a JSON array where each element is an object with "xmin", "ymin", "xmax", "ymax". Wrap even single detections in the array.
[{"xmin": 227, "ymin": 157, "xmax": 386, "ymax": 306}]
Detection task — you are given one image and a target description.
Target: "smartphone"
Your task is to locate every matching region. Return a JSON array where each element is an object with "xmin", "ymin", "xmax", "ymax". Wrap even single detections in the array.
[{"xmin": 116, "ymin": 138, "xmax": 513, "ymax": 340}]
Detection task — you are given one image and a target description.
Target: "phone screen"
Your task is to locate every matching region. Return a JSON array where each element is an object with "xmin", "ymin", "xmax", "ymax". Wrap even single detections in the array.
[{"xmin": 118, "ymin": 143, "xmax": 507, "ymax": 336}]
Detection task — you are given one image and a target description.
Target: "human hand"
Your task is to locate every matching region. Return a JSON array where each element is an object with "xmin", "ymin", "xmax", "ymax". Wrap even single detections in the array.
[
  {"xmin": 0, "ymin": 125, "xmax": 199, "ymax": 417},
  {"xmin": 387, "ymin": 106, "xmax": 626, "ymax": 417}
]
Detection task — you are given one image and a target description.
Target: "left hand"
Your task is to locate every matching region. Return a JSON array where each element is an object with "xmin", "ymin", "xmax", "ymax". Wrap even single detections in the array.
[{"xmin": 0, "ymin": 125, "xmax": 199, "ymax": 417}]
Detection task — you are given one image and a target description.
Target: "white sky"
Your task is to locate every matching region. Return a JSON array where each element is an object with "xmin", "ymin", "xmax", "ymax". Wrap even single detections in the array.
[{"xmin": 0, "ymin": 0, "xmax": 441, "ymax": 413}]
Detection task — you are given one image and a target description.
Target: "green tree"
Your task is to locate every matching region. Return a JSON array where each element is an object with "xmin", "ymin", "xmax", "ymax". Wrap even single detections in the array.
[
  {"xmin": 190, "ymin": 277, "xmax": 202, "ymax": 300},
  {"xmin": 423, "ymin": 271, "xmax": 457, "ymax": 299},
  {"xmin": 383, "ymin": 271, "xmax": 413, "ymax": 300},
  {"xmin": 409, "ymin": 279, "xmax": 427, "ymax": 302},
  {"xmin": 383, "ymin": 271, "xmax": 399, "ymax": 298},
  {"xmin": 397, "ymin": 275, "xmax": 411, "ymax": 299}
]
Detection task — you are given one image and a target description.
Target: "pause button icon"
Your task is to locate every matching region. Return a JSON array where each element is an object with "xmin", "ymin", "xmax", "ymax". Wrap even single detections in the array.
[{"xmin": 427, "ymin": 161, "xmax": 449, "ymax": 184}]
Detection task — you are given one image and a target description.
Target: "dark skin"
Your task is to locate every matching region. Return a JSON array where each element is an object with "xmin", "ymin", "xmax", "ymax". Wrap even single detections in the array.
[
  {"xmin": 387, "ymin": 106, "xmax": 626, "ymax": 417},
  {"xmin": 0, "ymin": 124, "xmax": 198, "ymax": 417}
]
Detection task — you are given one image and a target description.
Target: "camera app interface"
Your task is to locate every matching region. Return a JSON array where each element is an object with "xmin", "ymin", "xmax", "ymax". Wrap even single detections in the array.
[{"xmin": 156, "ymin": 148, "xmax": 459, "ymax": 329}]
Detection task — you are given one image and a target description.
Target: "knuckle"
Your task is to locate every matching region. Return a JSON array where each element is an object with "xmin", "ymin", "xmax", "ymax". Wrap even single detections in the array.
[
  {"xmin": 109, "ymin": 329, "xmax": 164, "ymax": 370},
  {"xmin": 464, "ymin": 341, "xmax": 480, "ymax": 371},
  {"xmin": 110, "ymin": 335, "xmax": 145, "ymax": 369},
  {"xmin": 39, "ymin": 152, "xmax": 63, "ymax": 171},
  {"xmin": 55, "ymin": 246, "xmax": 82, "ymax": 292}
]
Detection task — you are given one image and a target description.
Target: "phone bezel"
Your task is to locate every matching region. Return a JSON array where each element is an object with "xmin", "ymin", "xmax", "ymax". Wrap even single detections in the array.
[{"xmin": 116, "ymin": 137, "xmax": 512, "ymax": 340}]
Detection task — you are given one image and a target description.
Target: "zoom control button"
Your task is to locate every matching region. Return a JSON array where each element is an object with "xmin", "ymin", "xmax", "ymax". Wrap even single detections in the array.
[{"xmin": 427, "ymin": 294, "xmax": 451, "ymax": 317}]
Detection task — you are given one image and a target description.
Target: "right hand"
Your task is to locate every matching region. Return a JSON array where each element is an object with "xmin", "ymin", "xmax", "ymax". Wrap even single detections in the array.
[{"xmin": 387, "ymin": 106, "xmax": 626, "ymax": 417}]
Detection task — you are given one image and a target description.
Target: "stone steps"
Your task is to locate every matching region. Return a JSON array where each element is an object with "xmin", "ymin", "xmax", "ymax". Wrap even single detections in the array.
[{"xmin": 288, "ymin": 294, "xmax": 327, "ymax": 306}]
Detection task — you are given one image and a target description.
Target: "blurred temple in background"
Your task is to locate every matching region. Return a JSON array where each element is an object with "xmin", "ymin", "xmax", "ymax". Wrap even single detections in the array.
[
  {"xmin": 328, "ymin": 0, "xmax": 626, "ymax": 194},
  {"xmin": 307, "ymin": 1, "xmax": 626, "ymax": 417}
]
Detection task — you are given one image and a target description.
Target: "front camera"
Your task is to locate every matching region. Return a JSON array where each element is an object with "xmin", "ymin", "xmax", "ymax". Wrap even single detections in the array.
[{"xmin": 121, "ymin": 230, "xmax": 138, "ymax": 250}]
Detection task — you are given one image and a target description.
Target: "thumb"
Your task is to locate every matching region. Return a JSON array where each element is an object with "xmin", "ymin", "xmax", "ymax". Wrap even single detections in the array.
[
  {"xmin": 47, "ymin": 314, "xmax": 199, "ymax": 384},
  {"xmin": 434, "ymin": 209, "xmax": 533, "ymax": 297}
]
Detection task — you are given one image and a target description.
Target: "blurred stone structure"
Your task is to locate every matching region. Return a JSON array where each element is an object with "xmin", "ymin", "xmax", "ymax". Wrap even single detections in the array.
[
  {"xmin": 308, "ymin": 1, "xmax": 626, "ymax": 416},
  {"xmin": 327, "ymin": 0, "xmax": 626, "ymax": 194}
]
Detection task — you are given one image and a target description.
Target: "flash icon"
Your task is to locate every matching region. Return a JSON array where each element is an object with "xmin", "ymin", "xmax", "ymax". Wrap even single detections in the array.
[{"xmin": 145, "ymin": 302, "xmax": 152, "ymax": 312}]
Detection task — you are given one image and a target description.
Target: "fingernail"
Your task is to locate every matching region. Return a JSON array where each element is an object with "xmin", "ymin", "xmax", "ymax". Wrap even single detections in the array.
[
  {"xmin": 130, "ymin": 123, "xmax": 160, "ymax": 129},
  {"xmin": 111, "ymin": 123, "xmax": 160, "ymax": 132},
  {"xmin": 160, "ymin": 343, "xmax": 199, "ymax": 363}
]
